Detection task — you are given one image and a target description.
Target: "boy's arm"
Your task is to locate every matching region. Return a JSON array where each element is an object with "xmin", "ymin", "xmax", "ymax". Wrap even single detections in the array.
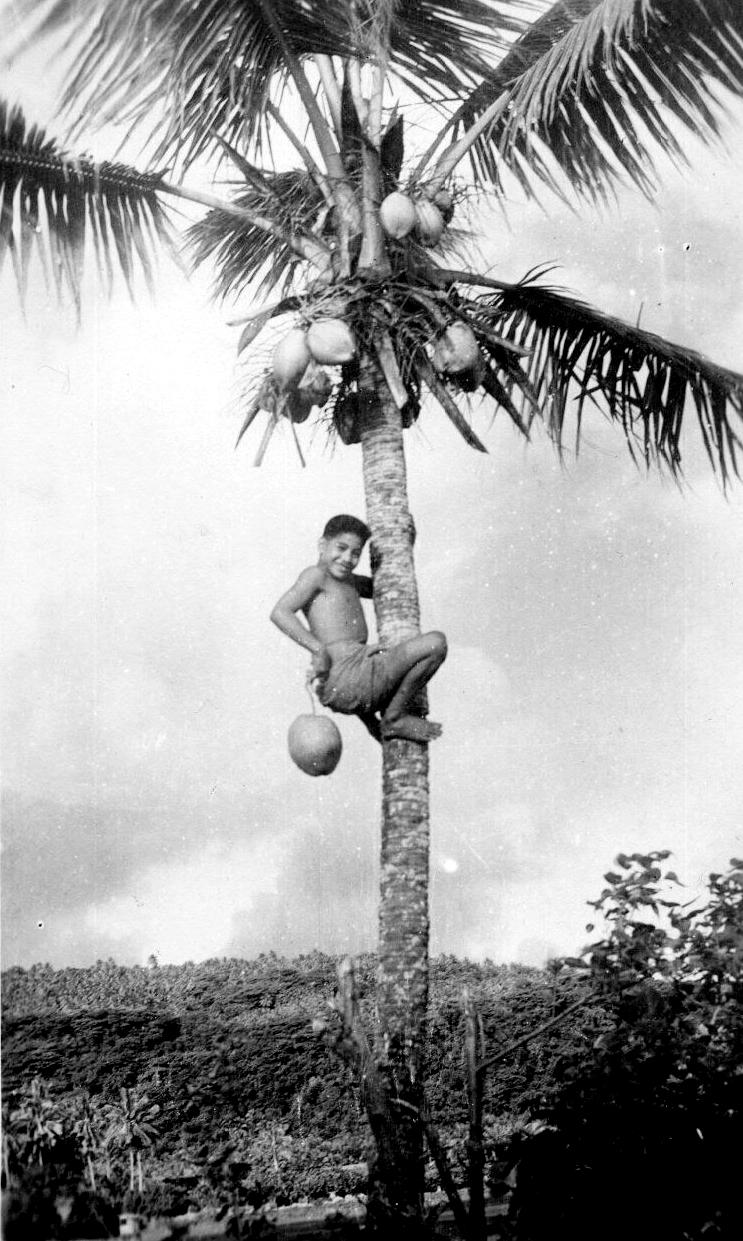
[
  {"xmin": 270, "ymin": 568, "xmax": 329, "ymax": 674},
  {"xmin": 270, "ymin": 567, "xmax": 326, "ymax": 653},
  {"xmin": 352, "ymin": 573, "xmax": 374, "ymax": 599}
]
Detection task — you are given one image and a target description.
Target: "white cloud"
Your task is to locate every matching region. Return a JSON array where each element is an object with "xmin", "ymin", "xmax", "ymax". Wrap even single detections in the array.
[
  {"xmin": 4, "ymin": 46, "xmax": 743, "ymax": 973},
  {"xmin": 82, "ymin": 838, "xmax": 286, "ymax": 965}
]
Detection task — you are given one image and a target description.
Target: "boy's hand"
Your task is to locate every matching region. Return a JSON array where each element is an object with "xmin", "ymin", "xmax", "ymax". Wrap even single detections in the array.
[{"xmin": 310, "ymin": 646, "xmax": 331, "ymax": 682}]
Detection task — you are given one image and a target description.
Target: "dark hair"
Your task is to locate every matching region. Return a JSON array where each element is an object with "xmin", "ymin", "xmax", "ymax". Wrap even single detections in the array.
[{"xmin": 322, "ymin": 514, "xmax": 371, "ymax": 544}]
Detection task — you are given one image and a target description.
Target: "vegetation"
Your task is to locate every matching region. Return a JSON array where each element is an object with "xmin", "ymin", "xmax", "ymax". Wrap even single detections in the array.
[
  {"xmin": 494, "ymin": 854, "xmax": 743, "ymax": 1241},
  {"xmin": 2, "ymin": 856, "xmax": 741, "ymax": 1237},
  {"xmin": 4, "ymin": 1, "xmax": 743, "ymax": 1230},
  {"xmin": 0, "ymin": 952, "xmax": 589, "ymax": 1229}
]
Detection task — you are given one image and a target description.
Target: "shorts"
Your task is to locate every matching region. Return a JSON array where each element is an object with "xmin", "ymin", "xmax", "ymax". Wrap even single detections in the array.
[{"xmin": 317, "ymin": 641, "xmax": 396, "ymax": 715}]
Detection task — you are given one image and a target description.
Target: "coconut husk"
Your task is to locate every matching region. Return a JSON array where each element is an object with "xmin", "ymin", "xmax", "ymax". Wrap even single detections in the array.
[
  {"xmin": 285, "ymin": 390, "xmax": 314, "ymax": 424},
  {"xmin": 451, "ymin": 356, "xmax": 487, "ymax": 393},
  {"xmin": 334, "ymin": 392, "xmax": 361, "ymax": 445},
  {"xmin": 257, "ymin": 374, "xmax": 280, "ymax": 413},
  {"xmin": 433, "ymin": 188, "xmax": 455, "ymax": 224},
  {"xmin": 299, "ymin": 361, "xmax": 333, "ymax": 407}
]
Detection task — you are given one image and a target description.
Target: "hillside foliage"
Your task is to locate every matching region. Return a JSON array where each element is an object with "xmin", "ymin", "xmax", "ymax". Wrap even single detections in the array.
[{"xmin": 2, "ymin": 856, "xmax": 741, "ymax": 1238}]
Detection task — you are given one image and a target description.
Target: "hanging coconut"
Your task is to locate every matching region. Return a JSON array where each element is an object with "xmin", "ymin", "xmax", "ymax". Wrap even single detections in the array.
[
  {"xmin": 285, "ymin": 390, "xmax": 314, "ymax": 424},
  {"xmin": 453, "ymin": 355, "xmax": 487, "ymax": 392},
  {"xmin": 433, "ymin": 322, "xmax": 482, "ymax": 375},
  {"xmin": 298, "ymin": 361, "xmax": 333, "ymax": 408},
  {"xmin": 288, "ymin": 714, "xmax": 342, "ymax": 776},
  {"xmin": 272, "ymin": 328, "xmax": 311, "ymax": 389},
  {"xmin": 414, "ymin": 200, "xmax": 445, "ymax": 247},
  {"xmin": 433, "ymin": 187, "xmax": 455, "ymax": 224},
  {"xmin": 334, "ymin": 392, "xmax": 361, "ymax": 445},
  {"xmin": 380, "ymin": 191, "xmax": 417, "ymax": 239},
  {"xmin": 257, "ymin": 374, "xmax": 279, "ymax": 414},
  {"xmin": 307, "ymin": 319, "xmax": 357, "ymax": 365}
]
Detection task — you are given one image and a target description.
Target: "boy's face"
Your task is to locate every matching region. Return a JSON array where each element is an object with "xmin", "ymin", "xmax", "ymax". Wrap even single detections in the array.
[{"xmin": 318, "ymin": 531, "xmax": 365, "ymax": 580}]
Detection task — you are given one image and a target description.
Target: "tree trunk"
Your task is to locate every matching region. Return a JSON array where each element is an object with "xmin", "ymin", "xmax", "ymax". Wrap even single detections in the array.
[{"xmin": 360, "ymin": 356, "xmax": 430, "ymax": 1237}]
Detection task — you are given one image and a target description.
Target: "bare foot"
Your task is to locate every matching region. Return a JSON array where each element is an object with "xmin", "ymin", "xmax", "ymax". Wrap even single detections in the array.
[
  {"xmin": 380, "ymin": 715, "xmax": 443, "ymax": 742},
  {"xmin": 358, "ymin": 711, "xmax": 383, "ymax": 745}
]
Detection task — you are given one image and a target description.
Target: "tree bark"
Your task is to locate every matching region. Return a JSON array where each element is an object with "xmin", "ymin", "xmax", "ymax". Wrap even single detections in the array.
[{"xmin": 360, "ymin": 356, "xmax": 430, "ymax": 1236}]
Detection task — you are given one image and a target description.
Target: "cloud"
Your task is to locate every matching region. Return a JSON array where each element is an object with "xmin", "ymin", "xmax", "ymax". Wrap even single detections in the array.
[
  {"xmin": 82, "ymin": 838, "xmax": 287, "ymax": 964},
  {"xmin": 4, "ymin": 67, "xmax": 743, "ymax": 973}
]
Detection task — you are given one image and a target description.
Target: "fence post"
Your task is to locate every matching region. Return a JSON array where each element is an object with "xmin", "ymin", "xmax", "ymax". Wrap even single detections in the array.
[{"xmin": 464, "ymin": 989, "xmax": 486, "ymax": 1241}]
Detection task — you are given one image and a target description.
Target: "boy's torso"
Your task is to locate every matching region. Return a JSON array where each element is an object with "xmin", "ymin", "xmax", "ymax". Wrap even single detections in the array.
[{"xmin": 303, "ymin": 570, "xmax": 369, "ymax": 646}]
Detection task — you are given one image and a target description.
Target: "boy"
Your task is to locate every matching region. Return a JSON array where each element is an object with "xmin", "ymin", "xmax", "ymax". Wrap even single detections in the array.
[{"xmin": 270, "ymin": 515, "xmax": 446, "ymax": 743}]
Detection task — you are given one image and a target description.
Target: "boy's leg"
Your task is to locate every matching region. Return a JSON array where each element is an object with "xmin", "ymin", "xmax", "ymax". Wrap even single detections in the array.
[{"xmin": 376, "ymin": 631, "xmax": 447, "ymax": 742}]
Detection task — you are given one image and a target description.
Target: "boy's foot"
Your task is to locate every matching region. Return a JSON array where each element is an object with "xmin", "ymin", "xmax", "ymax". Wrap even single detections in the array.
[
  {"xmin": 358, "ymin": 711, "xmax": 383, "ymax": 744},
  {"xmin": 380, "ymin": 715, "xmax": 442, "ymax": 742}
]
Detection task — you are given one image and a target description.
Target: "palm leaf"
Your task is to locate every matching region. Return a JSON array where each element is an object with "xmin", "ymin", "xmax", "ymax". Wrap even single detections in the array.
[
  {"xmin": 387, "ymin": 0, "xmax": 525, "ymax": 99},
  {"xmin": 185, "ymin": 169, "xmax": 325, "ymax": 300},
  {"xmin": 441, "ymin": 0, "xmax": 743, "ymax": 200},
  {"xmin": 462, "ymin": 273, "xmax": 743, "ymax": 482},
  {"xmin": 0, "ymin": 100, "xmax": 173, "ymax": 312},
  {"xmin": 14, "ymin": 0, "xmax": 525, "ymax": 171}
]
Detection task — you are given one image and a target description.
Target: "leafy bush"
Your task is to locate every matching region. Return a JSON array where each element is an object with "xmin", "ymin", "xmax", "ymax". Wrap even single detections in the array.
[
  {"xmin": 498, "ymin": 854, "xmax": 743, "ymax": 1241},
  {"xmin": 1, "ymin": 1166, "xmax": 120, "ymax": 1240}
]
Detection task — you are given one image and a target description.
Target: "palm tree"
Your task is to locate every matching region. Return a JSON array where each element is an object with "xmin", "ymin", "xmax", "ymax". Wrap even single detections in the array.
[
  {"xmin": 7, "ymin": 1078, "xmax": 65, "ymax": 1168},
  {"xmin": 4, "ymin": 0, "xmax": 743, "ymax": 1231},
  {"xmin": 104, "ymin": 1088, "xmax": 160, "ymax": 1196},
  {"xmin": 71, "ymin": 1092, "xmax": 104, "ymax": 1193}
]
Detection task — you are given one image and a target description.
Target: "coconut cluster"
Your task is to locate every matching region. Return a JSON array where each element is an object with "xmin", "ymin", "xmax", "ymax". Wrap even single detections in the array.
[
  {"xmin": 238, "ymin": 178, "xmax": 493, "ymax": 456},
  {"xmin": 271, "ymin": 318, "xmax": 357, "ymax": 423},
  {"xmin": 379, "ymin": 188, "xmax": 454, "ymax": 247}
]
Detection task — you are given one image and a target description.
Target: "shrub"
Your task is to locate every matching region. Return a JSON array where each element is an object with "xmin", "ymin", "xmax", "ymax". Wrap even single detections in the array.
[{"xmin": 498, "ymin": 854, "xmax": 743, "ymax": 1241}]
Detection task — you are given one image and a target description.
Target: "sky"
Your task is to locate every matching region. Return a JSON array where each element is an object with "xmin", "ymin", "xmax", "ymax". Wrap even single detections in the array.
[{"xmin": 3, "ymin": 16, "xmax": 743, "ymax": 971}]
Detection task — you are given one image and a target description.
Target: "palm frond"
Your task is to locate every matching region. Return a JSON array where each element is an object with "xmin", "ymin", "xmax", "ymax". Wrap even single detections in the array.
[
  {"xmin": 0, "ymin": 100, "xmax": 173, "ymax": 312},
  {"xmin": 388, "ymin": 0, "xmax": 525, "ymax": 99},
  {"xmin": 464, "ymin": 274, "xmax": 743, "ymax": 483},
  {"xmin": 13, "ymin": 0, "xmax": 350, "ymax": 168},
  {"xmin": 185, "ymin": 169, "xmax": 325, "ymax": 300},
  {"xmin": 14, "ymin": 0, "xmax": 525, "ymax": 171},
  {"xmin": 439, "ymin": 0, "xmax": 743, "ymax": 200}
]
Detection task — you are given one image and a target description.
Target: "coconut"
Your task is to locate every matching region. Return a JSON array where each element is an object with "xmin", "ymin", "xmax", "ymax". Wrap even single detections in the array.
[
  {"xmin": 307, "ymin": 319, "xmax": 357, "ymax": 365},
  {"xmin": 433, "ymin": 322, "xmax": 482, "ymax": 375},
  {"xmin": 334, "ymin": 393, "xmax": 361, "ymax": 445},
  {"xmin": 272, "ymin": 328, "xmax": 311, "ymax": 389},
  {"xmin": 453, "ymin": 356, "xmax": 487, "ymax": 392},
  {"xmin": 298, "ymin": 361, "xmax": 333, "ymax": 408},
  {"xmin": 257, "ymin": 374, "xmax": 279, "ymax": 414},
  {"xmin": 433, "ymin": 187, "xmax": 455, "ymax": 224},
  {"xmin": 414, "ymin": 200, "xmax": 445, "ymax": 247},
  {"xmin": 288, "ymin": 714, "xmax": 342, "ymax": 777},
  {"xmin": 380, "ymin": 191, "xmax": 417, "ymax": 239},
  {"xmin": 285, "ymin": 390, "xmax": 314, "ymax": 424}
]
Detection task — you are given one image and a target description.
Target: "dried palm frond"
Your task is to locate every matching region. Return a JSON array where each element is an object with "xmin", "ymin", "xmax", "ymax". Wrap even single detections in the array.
[{"xmin": 0, "ymin": 100, "xmax": 173, "ymax": 312}]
